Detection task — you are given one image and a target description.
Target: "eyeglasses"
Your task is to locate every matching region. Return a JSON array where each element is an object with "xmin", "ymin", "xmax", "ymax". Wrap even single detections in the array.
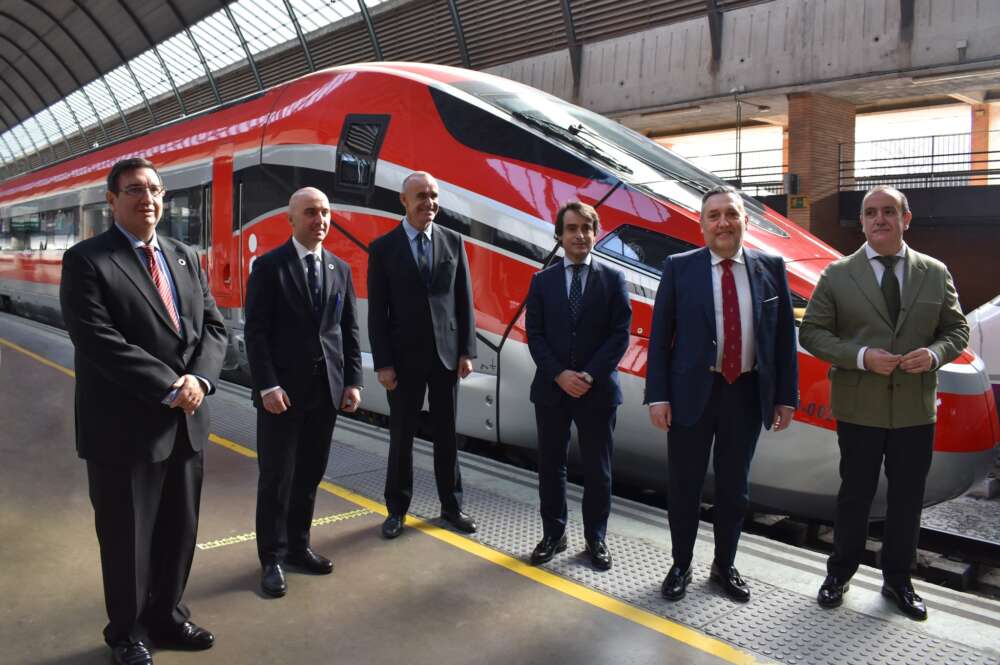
[{"xmin": 119, "ymin": 184, "xmax": 166, "ymax": 198}]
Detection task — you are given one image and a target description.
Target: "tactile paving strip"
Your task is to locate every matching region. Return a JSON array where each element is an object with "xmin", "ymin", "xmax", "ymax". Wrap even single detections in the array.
[
  {"xmin": 922, "ymin": 495, "xmax": 1000, "ymax": 544},
  {"xmin": 205, "ymin": 393, "xmax": 998, "ymax": 665}
]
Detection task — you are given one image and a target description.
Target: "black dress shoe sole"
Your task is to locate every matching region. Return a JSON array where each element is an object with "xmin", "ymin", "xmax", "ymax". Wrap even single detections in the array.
[
  {"xmin": 530, "ymin": 539, "xmax": 568, "ymax": 565},
  {"xmin": 150, "ymin": 636, "xmax": 215, "ymax": 651},
  {"xmin": 261, "ymin": 584, "xmax": 287, "ymax": 598},
  {"xmin": 881, "ymin": 587, "xmax": 927, "ymax": 621}
]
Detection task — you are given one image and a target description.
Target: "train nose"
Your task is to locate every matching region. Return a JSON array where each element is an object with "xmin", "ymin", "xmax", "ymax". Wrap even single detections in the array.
[{"xmin": 935, "ymin": 350, "xmax": 1000, "ymax": 454}]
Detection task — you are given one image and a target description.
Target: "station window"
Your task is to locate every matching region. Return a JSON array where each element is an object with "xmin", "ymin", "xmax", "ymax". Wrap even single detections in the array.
[
  {"xmin": 335, "ymin": 114, "xmax": 389, "ymax": 205},
  {"xmin": 81, "ymin": 203, "xmax": 113, "ymax": 241},
  {"xmin": 596, "ymin": 225, "xmax": 697, "ymax": 275},
  {"xmin": 160, "ymin": 185, "xmax": 208, "ymax": 249}
]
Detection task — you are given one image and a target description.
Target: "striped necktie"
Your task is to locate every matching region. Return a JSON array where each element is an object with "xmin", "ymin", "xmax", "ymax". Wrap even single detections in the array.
[{"xmin": 141, "ymin": 245, "xmax": 180, "ymax": 332}]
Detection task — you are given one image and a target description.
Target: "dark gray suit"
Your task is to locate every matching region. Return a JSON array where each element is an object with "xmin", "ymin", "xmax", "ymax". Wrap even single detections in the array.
[
  {"xmin": 367, "ymin": 222, "xmax": 476, "ymax": 515},
  {"xmin": 245, "ymin": 239, "xmax": 362, "ymax": 563},
  {"xmin": 60, "ymin": 226, "xmax": 226, "ymax": 645}
]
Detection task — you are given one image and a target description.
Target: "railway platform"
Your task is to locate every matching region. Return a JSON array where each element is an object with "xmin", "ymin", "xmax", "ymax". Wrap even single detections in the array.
[{"xmin": 1, "ymin": 311, "xmax": 998, "ymax": 665}]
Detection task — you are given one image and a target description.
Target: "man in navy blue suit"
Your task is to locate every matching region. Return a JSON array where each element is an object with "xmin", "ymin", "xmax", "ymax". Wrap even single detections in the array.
[
  {"xmin": 524, "ymin": 201, "xmax": 632, "ymax": 570},
  {"xmin": 646, "ymin": 186, "xmax": 798, "ymax": 602}
]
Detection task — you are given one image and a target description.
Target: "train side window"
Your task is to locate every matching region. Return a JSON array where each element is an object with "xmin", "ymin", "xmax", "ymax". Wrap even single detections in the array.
[
  {"xmin": 160, "ymin": 186, "xmax": 206, "ymax": 249},
  {"xmin": 596, "ymin": 225, "xmax": 697, "ymax": 275},
  {"xmin": 41, "ymin": 207, "xmax": 78, "ymax": 250},
  {"xmin": 335, "ymin": 114, "xmax": 389, "ymax": 204},
  {"xmin": 81, "ymin": 203, "xmax": 113, "ymax": 241},
  {"xmin": 0, "ymin": 216, "xmax": 11, "ymax": 250}
]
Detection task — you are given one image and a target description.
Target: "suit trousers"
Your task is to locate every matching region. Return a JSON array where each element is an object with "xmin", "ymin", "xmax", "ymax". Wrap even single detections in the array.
[
  {"xmin": 667, "ymin": 372, "xmax": 762, "ymax": 570},
  {"xmin": 255, "ymin": 371, "xmax": 337, "ymax": 564},
  {"xmin": 384, "ymin": 358, "xmax": 463, "ymax": 516},
  {"xmin": 86, "ymin": 423, "xmax": 202, "ymax": 646},
  {"xmin": 827, "ymin": 420, "xmax": 935, "ymax": 584},
  {"xmin": 535, "ymin": 397, "xmax": 616, "ymax": 541}
]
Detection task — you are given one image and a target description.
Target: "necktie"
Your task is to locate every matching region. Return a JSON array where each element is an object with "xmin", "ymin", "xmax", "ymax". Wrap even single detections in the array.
[
  {"xmin": 720, "ymin": 259, "xmax": 742, "ymax": 384},
  {"xmin": 416, "ymin": 233, "xmax": 431, "ymax": 287},
  {"xmin": 305, "ymin": 254, "xmax": 321, "ymax": 317},
  {"xmin": 877, "ymin": 255, "xmax": 901, "ymax": 325},
  {"xmin": 568, "ymin": 263, "xmax": 584, "ymax": 323},
  {"xmin": 141, "ymin": 245, "xmax": 180, "ymax": 332}
]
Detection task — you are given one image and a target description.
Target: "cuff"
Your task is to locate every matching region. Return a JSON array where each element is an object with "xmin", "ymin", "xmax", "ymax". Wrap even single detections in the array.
[
  {"xmin": 857, "ymin": 346, "xmax": 868, "ymax": 370},
  {"xmin": 928, "ymin": 349, "xmax": 940, "ymax": 370},
  {"xmin": 261, "ymin": 386, "xmax": 281, "ymax": 397}
]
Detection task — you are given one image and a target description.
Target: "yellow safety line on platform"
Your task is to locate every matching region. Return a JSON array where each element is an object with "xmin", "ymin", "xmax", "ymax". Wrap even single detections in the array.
[
  {"xmin": 198, "ymin": 508, "xmax": 371, "ymax": 550},
  {"xmin": 4, "ymin": 336, "xmax": 770, "ymax": 665}
]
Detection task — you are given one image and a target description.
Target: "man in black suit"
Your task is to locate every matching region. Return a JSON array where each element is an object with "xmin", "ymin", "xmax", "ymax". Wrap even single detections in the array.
[
  {"xmin": 60, "ymin": 158, "xmax": 227, "ymax": 665},
  {"xmin": 244, "ymin": 187, "xmax": 363, "ymax": 597},
  {"xmin": 646, "ymin": 186, "xmax": 798, "ymax": 603},
  {"xmin": 367, "ymin": 171, "xmax": 477, "ymax": 538},
  {"xmin": 524, "ymin": 202, "xmax": 631, "ymax": 570}
]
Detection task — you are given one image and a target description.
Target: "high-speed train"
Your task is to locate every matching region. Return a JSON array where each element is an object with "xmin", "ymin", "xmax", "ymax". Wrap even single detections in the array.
[
  {"xmin": 0, "ymin": 63, "xmax": 996, "ymax": 520},
  {"xmin": 967, "ymin": 294, "xmax": 1000, "ymax": 410}
]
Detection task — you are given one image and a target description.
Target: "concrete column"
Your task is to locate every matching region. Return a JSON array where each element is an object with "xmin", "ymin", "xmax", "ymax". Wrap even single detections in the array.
[
  {"xmin": 970, "ymin": 103, "xmax": 989, "ymax": 186},
  {"xmin": 786, "ymin": 92, "xmax": 856, "ymax": 251}
]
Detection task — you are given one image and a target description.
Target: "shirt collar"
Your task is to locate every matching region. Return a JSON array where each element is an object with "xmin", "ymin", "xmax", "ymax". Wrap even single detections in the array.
[
  {"xmin": 563, "ymin": 254, "xmax": 593, "ymax": 270},
  {"xmin": 709, "ymin": 247, "xmax": 745, "ymax": 266},
  {"xmin": 403, "ymin": 217, "xmax": 432, "ymax": 241},
  {"xmin": 291, "ymin": 235, "xmax": 323, "ymax": 261},
  {"xmin": 864, "ymin": 242, "xmax": 907, "ymax": 261},
  {"xmin": 116, "ymin": 223, "xmax": 160, "ymax": 251}
]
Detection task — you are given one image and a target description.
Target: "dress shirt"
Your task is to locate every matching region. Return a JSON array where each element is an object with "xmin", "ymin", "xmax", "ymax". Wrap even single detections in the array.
[
  {"xmin": 115, "ymin": 224, "xmax": 212, "ymax": 399},
  {"xmin": 856, "ymin": 242, "xmax": 939, "ymax": 370},
  {"xmin": 402, "ymin": 217, "xmax": 433, "ymax": 268},
  {"xmin": 563, "ymin": 254, "xmax": 592, "ymax": 295},
  {"xmin": 710, "ymin": 248, "xmax": 755, "ymax": 374}
]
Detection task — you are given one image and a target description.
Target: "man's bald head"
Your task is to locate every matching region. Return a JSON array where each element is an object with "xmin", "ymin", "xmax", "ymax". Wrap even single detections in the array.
[
  {"xmin": 288, "ymin": 187, "xmax": 331, "ymax": 251},
  {"xmin": 400, "ymin": 171, "xmax": 439, "ymax": 231}
]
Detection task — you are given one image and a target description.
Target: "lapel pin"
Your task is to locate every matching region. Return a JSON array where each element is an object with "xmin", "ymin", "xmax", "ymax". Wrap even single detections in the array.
[
  {"xmin": 328, "ymin": 263, "xmax": 335, "ymax": 270},
  {"xmin": 177, "ymin": 258, "xmax": 187, "ymax": 266}
]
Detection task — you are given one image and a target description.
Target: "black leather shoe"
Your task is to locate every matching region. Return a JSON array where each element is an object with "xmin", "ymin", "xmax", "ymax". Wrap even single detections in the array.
[
  {"xmin": 710, "ymin": 562, "xmax": 751, "ymax": 602},
  {"xmin": 441, "ymin": 509, "xmax": 477, "ymax": 534},
  {"xmin": 586, "ymin": 539, "xmax": 612, "ymax": 571},
  {"xmin": 149, "ymin": 621, "xmax": 214, "ymax": 650},
  {"xmin": 817, "ymin": 574, "xmax": 850, "ymax": 609},
  {"xmin": 530, "ymin": 534, "xmax": 568, "ymax": 565},
  {"xmin": 260, "ymin": 562, "xmax": 287, "ymax": 597},
  {"xmin": 382, "ymin": 514, "xmax": 404, "ymax": 539},
  {"xmin": 110, "ymin": 641, "xmax": 152, "ymax": 665},
  {"xmin": 661, "ymin": 565, "xmax": 692, "ymax": 601},
  {"xmin": 882, "ymin": 581, "xmax": 927, "ymax": 621},
  {"xmin": 286, "ymin": 548, "xmax": 334, "ymax": 574}
]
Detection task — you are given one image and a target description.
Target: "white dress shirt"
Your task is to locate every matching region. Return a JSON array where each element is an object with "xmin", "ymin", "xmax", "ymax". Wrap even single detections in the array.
[
  {"xmin": 563, "ymin": 254, "xmax": 592, "ymax": 294},
  {"xmin": 856, "ymin": 242, "xmax": 938, "ymax": 370},
  {"xmin": 402, "ymin": 217, "xmax": 433, "ymax": 267},
  {"xmin": 710, "ymin": 248, "xmax": 755, "ymax": 374}
]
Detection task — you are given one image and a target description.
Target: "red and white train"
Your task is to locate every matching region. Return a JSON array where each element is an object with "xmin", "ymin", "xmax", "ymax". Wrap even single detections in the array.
[{"xmin": 1, "ymin": 63, "xmax": 995, "ymax": 520}]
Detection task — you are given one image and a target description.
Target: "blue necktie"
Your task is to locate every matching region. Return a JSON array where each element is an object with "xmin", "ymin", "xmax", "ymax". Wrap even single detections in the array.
[
  {"xmin": 416, "ymin": 233, "xmax": 431, "ymax": 287},
  {"xmin": 305, "ymin": 254, "xmax": 321, "ymax": 318}
]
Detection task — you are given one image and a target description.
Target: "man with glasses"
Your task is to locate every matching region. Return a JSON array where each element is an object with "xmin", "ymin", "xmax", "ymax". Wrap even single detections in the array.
[{"xmin": 60, "ymin": 157, "xmax": 227, "ymax": 665}]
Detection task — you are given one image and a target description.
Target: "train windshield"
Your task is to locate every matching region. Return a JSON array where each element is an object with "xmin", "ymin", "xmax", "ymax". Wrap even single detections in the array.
[{"xmin": 449, "ymin": 79, "xmax": 789, "ymax": 239}]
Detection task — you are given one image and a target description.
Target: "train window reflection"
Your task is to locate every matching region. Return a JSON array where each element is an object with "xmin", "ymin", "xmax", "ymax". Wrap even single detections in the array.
[
  {"xmin": 596, "ymin": 225, "xmax": 697, "ymax": 275},
  {"xmin": 81, "ymin": 203, "xmax": 113, "ymax": 241},
  {"xmin": 160, "ymin": 186, "xmax": 207, "ymax": 248}
]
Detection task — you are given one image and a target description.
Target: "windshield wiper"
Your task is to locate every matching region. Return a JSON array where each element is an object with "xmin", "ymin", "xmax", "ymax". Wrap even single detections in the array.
[{"xmin": 511, "ymin": 111, "xmax": 633, "ymax": 175}]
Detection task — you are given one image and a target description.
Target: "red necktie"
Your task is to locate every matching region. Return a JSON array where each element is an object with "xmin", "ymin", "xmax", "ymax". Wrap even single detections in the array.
[
  {"xmin": 142, "ymin": 245, "xmax": 180, "ymax": 332},
  {"xmin": 720, "ymin": 259, "xmax": 742, "ymax": 384}
]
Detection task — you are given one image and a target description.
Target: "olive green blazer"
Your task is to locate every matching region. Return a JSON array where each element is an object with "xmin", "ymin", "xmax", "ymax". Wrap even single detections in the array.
[{"xmin": 799, "ymin": 245, "xmax": 968, "ymax": 429}]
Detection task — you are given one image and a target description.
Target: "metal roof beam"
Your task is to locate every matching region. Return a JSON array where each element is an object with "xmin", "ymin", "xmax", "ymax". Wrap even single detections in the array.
[
  {"xmin": 358, "ymin": 0, "xmax": 383, "ymax": 61},
  {"xmin": 20, "ymin": 1, "xmax": 119, "ymax": 141},
  {"xmin": 163, "ymin": 0, "xmax": 222, "ymax": 106},
  {"xmin": 222, "ymin": 1, "xmax": 264, "ymax": 92},
  {"xmin": 707, "ymin": 0, "xmax": 723, "ymax": 65},
  {"xmin": 283, "ymin": 0, "xmax": 315, "ymax": 73},
  {"xmin": 559, "ymin": 0, "xmax": 581, "ymax": 98},
  {"xmin": 70, "ymin": 0, "xmax": 158, "ymax": 128},
  {"xmin": 446, "ymin": 0, "xmax": 471, "ymax": 68},
  {"xmin": 115, "ymin": 0, "xmax": 188, "ymax": 117},
  {"xmin": 0, "ymin": 34, "xmax": 78, "ymax": 149}
]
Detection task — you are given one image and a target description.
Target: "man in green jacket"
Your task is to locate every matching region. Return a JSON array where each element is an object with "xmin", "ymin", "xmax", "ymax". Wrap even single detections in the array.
[{"xmin": 799, "ymin": 185, "xmax": 968, "ymax": 621}]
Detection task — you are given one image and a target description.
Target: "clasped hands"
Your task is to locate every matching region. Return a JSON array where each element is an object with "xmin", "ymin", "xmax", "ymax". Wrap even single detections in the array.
[
  {"xmin": 169, "ymin": 374, "xmax": 205, "ymax": 416},
  {"xmin": 262, "ymin": 386, "xmax": 362, "ymax": 415},
  {"xmin": 376, "ymin": 355, "xmax": 474, "ymax": 392},
  {"xmin": 648, "ymin": 403, "xmax": 794, "ymax": 433},
  {"xmin": 864, "ymin": 347, "xmax": 934, "ymax": 376}
]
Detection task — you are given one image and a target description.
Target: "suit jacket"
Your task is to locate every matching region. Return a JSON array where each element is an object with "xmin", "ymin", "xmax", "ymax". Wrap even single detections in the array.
[
  {"xmin": 367, "ymin": 222, "xmax": 476, "ymax": 371},
  {"xmin": 244, "ymin": 239, "xmax": 362, "ymax": 408},
  {"xmin": 798, "ymin": 245, "xmax": 968, "ymax": 428},
  {"xmin": 644, "ymin": 246, "xmax": 799, "ymax": 428},
  {"xmin": 59, "ymin": 226, "xmax": 227, "ymax": 464},
  {"xmin": 525, "ymin": 260, "xmax": 632, "ymax": 407}
]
